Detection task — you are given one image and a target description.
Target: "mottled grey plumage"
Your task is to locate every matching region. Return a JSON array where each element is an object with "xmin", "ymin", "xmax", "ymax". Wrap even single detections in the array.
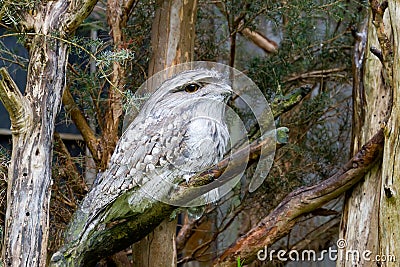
[{"xmin": 79, "ymin": 68, "xmax": 232, "ymax": 226}]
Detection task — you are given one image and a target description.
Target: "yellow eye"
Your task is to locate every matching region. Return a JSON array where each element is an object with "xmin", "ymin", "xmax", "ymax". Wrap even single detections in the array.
[{"xmin": 184, "ymin": 83, "xmax": 201, "ymax": 93}]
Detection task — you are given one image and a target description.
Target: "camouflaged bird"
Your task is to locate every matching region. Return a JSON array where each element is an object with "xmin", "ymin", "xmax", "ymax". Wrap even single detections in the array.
[{"xmin": 76, "ymin": 68, "xmax": 232, "ymax": 231}]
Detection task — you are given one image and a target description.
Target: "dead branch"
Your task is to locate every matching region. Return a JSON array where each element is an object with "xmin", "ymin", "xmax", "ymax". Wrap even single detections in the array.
[
  {"xmin": 239, "ymin": 22, "xmax": 278, "ymax": 53},
  {"xmin": 215, "ymin": 3, "xmax": 278, "ymax": 54}
]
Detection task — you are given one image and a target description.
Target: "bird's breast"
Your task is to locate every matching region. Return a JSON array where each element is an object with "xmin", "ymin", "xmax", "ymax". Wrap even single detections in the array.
[{"xmin": 182, "ymin": 118, "xmax": 229, "ymax": 170}]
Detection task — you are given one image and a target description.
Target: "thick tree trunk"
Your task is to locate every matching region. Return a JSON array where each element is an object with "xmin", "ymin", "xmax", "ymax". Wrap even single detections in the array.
[
  {"xmin": 147, "ymin": 0, "xmax": 197, "ymax": 75},
  {"xmin": 338, "ymin": 1, "xmax": 399, "ymax": 266},
  {"xmin": 0, "ymin": 1, "xmax": 97, "ymax": 266},
  {"xmin": 2, "ymin": 26, "xmax": 69, "ymax": 267},
  {"xmin": 133, "ymin": 0, "xmax": 197, "ymax": 266},
  {"xmin": 379, "ymin": 1, "xmax": 400, "ymax": 262}
]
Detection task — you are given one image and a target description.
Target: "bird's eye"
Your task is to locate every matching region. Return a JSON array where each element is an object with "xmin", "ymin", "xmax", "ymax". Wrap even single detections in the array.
[{"xmin": 184, "ymin": 83, "xmax": 201, "ymax": 93}]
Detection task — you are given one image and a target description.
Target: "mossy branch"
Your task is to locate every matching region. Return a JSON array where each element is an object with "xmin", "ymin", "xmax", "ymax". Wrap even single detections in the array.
[
  {"xmin": 0, "ymin": 67, "xmax": 31, "ymax": 134},
  {"xmin": 270, "ymin": 85, "xmax": 312, "ymax": 118}
]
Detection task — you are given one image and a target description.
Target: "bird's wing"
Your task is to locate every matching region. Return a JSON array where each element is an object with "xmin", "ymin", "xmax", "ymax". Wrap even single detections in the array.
[{"xmin": 80, "ymin": 114, "xmax": 188, "ymax": 222}]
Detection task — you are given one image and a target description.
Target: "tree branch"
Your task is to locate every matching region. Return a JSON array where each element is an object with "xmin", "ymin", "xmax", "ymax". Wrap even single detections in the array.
[
  {"xmin": 214, "ymin": 128, "xmax": 384, "ymax": 266},
  {"xmin": 65, "ymin": 0, "xmax": 99, "ymax": 33},
  {"xmin": 214, "ymin": 3, "xmax": 278, "ymax": 54},
  {"xmin": 283, "ymin": 67, "xmax": 347, "ymax": 83},
  {"xmin": 62, "ymin": 88, "xmax": 102, "ymax": 164},
  {"xmin": 270, "ymin": 85, "xmax": 311, "ymax": 119},
  {"xmin": 0, "ymin": 67, "xmax": 32, "ymax": 134},
  {"xmin": 239, "ymin": 23, "xmax": 278, "ymax": 53}
]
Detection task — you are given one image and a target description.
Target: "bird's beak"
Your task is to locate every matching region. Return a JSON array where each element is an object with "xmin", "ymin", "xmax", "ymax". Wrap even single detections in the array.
[{"xmin": 216, "ymin": 84, "xmax": 233, "ymax": 100}]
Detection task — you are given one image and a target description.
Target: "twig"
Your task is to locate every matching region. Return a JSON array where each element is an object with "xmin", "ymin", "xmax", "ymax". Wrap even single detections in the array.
[{"xmin": 283, "ymin": 67, "xmax": 347, "ymax": 83}]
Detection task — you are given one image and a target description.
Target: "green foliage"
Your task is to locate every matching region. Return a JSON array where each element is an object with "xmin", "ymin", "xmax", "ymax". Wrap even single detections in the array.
[
  {"xmin": 233, "ymin": 0, "xmax": 361, "ymax": 198},
  {"xmin": 294, "ymin": 92, "xmax": 331, "ymax": 125},
  {"xmin": 68, "ymin": 35, "xmax": 105, "ymax": 58},
  {"xmin": 96, "ymin": 49, "xmax": 135, "ymax": 68},
  {"xmin": 63, "ymin": 1, "xmax": 154, "ymax": 133},
  {"xmin": 245, "ymin": 0, "xmax": 365, "ymax": 96},
  {"xmin": 198, "ymin": 7, "xmax": 360, "ymax": 245}
]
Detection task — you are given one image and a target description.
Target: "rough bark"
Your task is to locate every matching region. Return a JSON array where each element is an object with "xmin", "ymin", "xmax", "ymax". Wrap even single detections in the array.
[
  {"xmin": 0, "ymin": 1, "xmax": 97, "ymax": 266},
  {"xmin": 379, "ymin": 1, "xmax": 400, "ymax": 263},
  {"xmin": 338, "ymin": 1, "xmax": 398, "ymax": 266}
]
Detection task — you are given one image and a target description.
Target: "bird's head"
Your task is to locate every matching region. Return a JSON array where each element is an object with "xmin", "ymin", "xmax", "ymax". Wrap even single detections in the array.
[{"xmin": 140, "ymin": 68, "xmax": 232, "ymax": 118}]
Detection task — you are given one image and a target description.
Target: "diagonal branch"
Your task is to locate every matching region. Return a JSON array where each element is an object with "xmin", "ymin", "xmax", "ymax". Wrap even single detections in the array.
[
  {"xmin": 65, "ymin": 0, "xmax": 99, "ymax": 33},
  {"xmin": 214, "ymin": 3, "xmax": 278, "ymax": 54},
  {"xmin": 214, "ymin": 128, "xmax": 384, "ymax": 266},
  {"xmin": 239, "ymin": 21, "xmax": 278, "ymax": 53},
  {"xmin": 62, "ymin": 88, "xmax": 102, "ymax": 164},
  {"xmin": 0, "ymin": 67, "xmax": 32, "ymax": 134}
]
